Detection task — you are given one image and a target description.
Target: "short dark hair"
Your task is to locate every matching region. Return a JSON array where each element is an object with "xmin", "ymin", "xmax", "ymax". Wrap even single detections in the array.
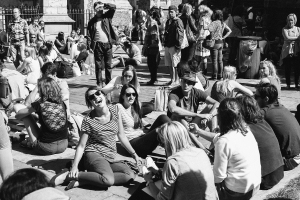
[
  {"xmin": 31, "ymin": 16, "xmax": 39, "ymax": 23},
  {"xmin": 177, "ymin": 61, "xmax": 190, "ymax": 78},
  {"xmin": 38, "ymin": 45, "xmax": 49, "ymax": 56},
  {"xmin": 45, "ymin": 41, "xmax": 53, "ymax": 52},
  {"xmin": 85, "ymin": 86, "xmax": 106, "ymax": 109},
  {"xmin": 94, "ymin": 1, "xmax": 103, "ymax": 9},
  {"xmin": 0, "ymin": 168, "xmax": 53, "ymax": 200},
  {"xmin": 256, "ymin": 82, "xmax": 278, "ymax": 104},
  {"xmin": 236, "ymin": 95, "xmax": 263, "ymax": 124},
  {"xmin": 218, "ymin": 98, "xmax": 248, "ymax": 136},
  {"xmin": 41, "ymin": 62, "xmax": 57, "ymax": 77}
]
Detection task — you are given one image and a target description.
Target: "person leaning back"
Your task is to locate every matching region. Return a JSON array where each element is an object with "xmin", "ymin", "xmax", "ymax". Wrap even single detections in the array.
[
  {"xmin": 8, "ymin": 8, "xmax": 30, "ymax": 68},
  {"xmin": 87, "ymin": 1, "xmax": 118, "ymax": 88}
]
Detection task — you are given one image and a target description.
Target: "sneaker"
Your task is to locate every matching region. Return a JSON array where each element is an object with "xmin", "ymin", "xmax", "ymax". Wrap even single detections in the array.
[{"xmin": 146, "ymin": 157, "xmax": 159, "ymax": 173}]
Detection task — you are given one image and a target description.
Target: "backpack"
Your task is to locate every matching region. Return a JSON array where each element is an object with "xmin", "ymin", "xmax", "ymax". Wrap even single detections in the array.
[{"xmin": 54, "ymin": 61, "xmax": 74, "ymax": 78}]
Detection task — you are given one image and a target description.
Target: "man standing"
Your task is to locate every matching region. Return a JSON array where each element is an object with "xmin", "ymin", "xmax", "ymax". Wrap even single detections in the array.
[
  {"xmin": 255, "ymin": 83, "xmax": 300, "ymax": 171},
  {"xmin": 87, "ymin": 1, "xmax": 117, "ymax": 88},
  {"xmin": 8, "ymin": 8, "xmax": 30, "ymax": 68},
  {"xmin": 164, "ymin": 5, "xmax": 184, "ymax": 86}
]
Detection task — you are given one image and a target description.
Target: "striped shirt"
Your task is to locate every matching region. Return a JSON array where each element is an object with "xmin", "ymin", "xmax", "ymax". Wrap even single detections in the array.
[
  {"xmin": 116, "ymin": 103, "xmax": 144, "ymax": 141},
  {"xmin": 83, "ymin": 104, "xmax": 119, "ymax": 162}
]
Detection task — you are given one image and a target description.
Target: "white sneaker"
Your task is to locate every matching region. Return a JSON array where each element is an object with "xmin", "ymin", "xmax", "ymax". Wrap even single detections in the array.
[
  {"xmin": 146, "ymin": 157, "xmax": 159, "ymax": 173},
  {"xmin": 6, "ymin": 57, "xmax": 12, "ymax": 63}
]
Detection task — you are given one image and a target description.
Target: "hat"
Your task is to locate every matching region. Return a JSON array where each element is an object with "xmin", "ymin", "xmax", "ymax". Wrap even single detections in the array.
[
  {"xmin": 182, "ymin": 72, "xmax": 197, "ymax": 83},
  {"xmin": 169, "ymin": 5, "xmax": 178, "ymax": 12}
]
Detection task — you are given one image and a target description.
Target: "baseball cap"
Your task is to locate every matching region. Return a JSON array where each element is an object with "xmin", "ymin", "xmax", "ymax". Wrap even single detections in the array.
[
  {"xmin": 169, "ymin": 5, "xmax": 178, "ymax": 12},
  {"xmin": 182, "ymin": 72, "xmax": 197, "ymax": 83}
]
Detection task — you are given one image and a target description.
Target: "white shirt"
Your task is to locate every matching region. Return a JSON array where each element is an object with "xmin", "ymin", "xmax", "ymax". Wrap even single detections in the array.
[
  {"xmin": 213, "ymin": 128, "xmax": 261, "ymax": 193},
  {"xmin": 94, "ymin": 20, "xmax": 109, "ymax": 43}
]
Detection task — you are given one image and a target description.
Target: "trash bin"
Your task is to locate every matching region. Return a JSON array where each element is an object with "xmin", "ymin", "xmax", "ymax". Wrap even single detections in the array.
[{"xmin": 237, "ymin": 36, "xmax": 262, "ymax": 79}]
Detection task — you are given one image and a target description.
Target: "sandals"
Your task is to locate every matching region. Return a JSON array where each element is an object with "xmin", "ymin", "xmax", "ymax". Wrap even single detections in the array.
[{"xmin": 19, "ymin": 138, "xmax": 34, "ymax": 149}]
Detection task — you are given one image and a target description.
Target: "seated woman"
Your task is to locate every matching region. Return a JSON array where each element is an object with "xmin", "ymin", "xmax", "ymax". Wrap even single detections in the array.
[
  {"xmin": 237, "ymin": 95, "xmax": 284, "ymax": 190},
  {"xmin": 17, "ymin": 46, "xmax": 41, "ymax": 90},
  {"xmin": 117, "ymin": 84, "xmax": 171, "ymax": 158},
  {"xmin": 0, "ymin": 168, "xmax": 69, "ymax": 200},
  {"xmin": 211, "ymin": 66, "xmax": 253, "ymax": 102},
  {"xmin": 14, "ymin": 77, "xmax": 69, "ymax": 155},
  {"xmin": 214, "ymin": 98, "xmax": 261, "ymax": 199},
  {"xmin": 102, "ymin": 65, "xmax": 140, "ymax": 103},
  {"xmin": 45, "ymin": 41, "xmax": 59, "ymax": 61},
  {"xmin": 51, "ymin": 86, "xmax": 141, "ymax": 190},
  {"xmin": 259, "ymin": 60, "xmax": 281, "ymax": 97},
  {"xmin": 37, "ymin": 46, "xmax": 52, "ymax": 68},
  {"xmin": 54, "ymin": 32, "xmax": 67, "ymax": 54},
  {"xmin": 143, "ymin": 121, "xmax": 218, "ymax": 199},
  {"xmin": 0, "ymin": 111, "xmax": 13, "ymax": 185}
]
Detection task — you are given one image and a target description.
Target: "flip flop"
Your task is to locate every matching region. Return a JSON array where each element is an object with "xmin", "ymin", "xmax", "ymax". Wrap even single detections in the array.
[
  {"xmin": 65, "ymin": 180, "xmax": 77, "ymax": 191},
  {"xmin": 50, "ymin": 168, "xmax": 69, "ymax": 186}
]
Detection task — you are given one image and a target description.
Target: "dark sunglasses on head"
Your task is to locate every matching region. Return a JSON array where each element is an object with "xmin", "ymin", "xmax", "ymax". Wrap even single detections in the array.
[
  {"xmin": 88, "ymin": 90, "xmax": 102, "ymax": 101},
  {"xmin": 125, "ymin": 93, "xmax": 136, "ymax": 98}
]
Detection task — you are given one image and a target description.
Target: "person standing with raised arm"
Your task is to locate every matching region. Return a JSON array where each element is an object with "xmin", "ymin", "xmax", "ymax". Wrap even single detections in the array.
[{"xmin": 87, "ymin": 1, "xmax": 118, "ymax": 88}]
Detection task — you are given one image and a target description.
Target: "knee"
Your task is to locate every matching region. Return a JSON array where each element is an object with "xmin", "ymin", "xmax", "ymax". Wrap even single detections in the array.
[
  {"xmin": 102, "ymin": 174, "xmax": 115, "ymax": 187},
  {"xmin": 157, "ymin": 115, "xmax": 171, "ymax": 124}
]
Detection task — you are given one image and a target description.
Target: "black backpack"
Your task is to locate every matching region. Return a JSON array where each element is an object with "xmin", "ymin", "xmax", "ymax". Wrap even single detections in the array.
[{"xmin": 54, "ymin": 61, "xmax": 74, "ymax": 78}]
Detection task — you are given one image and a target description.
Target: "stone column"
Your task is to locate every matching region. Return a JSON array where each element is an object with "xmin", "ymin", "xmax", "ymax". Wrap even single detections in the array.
[{"xmin": 40, "ymin": 0, "xmax": 75, "ymax": 41}]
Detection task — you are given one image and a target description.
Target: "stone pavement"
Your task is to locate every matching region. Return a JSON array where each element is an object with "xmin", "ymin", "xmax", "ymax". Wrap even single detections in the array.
[{"xmin": 4, "ymin": 44, "xmax": 300, "ymax": 199}]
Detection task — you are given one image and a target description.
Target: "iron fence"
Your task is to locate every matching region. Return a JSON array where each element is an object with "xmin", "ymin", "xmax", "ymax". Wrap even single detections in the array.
[
  {"xmin": 0, "ymin": 6, "xmax": 42, "ymax": 32},
  {"xmin": 68, "ymin": 9, "xmax": 96, "ymax": 35}
]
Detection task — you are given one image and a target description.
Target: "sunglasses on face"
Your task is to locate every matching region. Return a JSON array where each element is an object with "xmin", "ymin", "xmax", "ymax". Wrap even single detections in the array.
[
  {"xmin": 88, "ymin": 90, "xmax": 102, "ymax": 101},
  {"xmin": 125, "ymin": 93, "xmax": 136, "ymax": 98},
  {"xmin": 183, "ymin": 79, "xmax": 195, "ymax": 85}
]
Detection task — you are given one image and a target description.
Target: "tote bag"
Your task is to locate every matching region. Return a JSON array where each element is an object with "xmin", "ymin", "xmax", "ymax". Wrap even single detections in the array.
[
  {"xmin": 181, "ymin": 30, "xmax": 189, "ymax": 49},
  {"xmin": 154, "ymin": 87, "xmax": 170, "ymax": 111}
]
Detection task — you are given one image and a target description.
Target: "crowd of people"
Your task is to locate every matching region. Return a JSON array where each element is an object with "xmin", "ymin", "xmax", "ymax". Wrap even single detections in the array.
[{"xmin": 1, "ymin": 1, "xmax": 300, "ymax": 200}]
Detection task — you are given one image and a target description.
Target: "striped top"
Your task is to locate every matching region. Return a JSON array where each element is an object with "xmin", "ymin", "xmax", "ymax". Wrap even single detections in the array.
[
  {"xmin": 116, "ymin": 103, "xmax": 145, "ymax": 141},
  {"xmin": 83, "ymin": 104, "xmax": 119, "ymax": 162}
]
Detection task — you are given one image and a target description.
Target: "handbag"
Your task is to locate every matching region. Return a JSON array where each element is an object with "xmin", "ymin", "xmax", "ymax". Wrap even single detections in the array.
[
  {"xmin": 203, "ymin": 36, "xmax": 215, "ymax": 50},
  {"xmin": 54, "ymin": 61, "xmax": 74, "ymax": 78},
  {"xmin": 181, "ymin": 30, "xmax": 189, "ymax": 49},
  {"xmin": 186, "ymin": 18, "xmax": 196, "ymax": 43},
  {"xmin": 154, "ymin": 87, "xmax": 170, "ymax": 111}
]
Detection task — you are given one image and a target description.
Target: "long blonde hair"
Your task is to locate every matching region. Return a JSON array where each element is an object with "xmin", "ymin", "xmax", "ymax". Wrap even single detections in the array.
[
  {"xmin": 216, "ymin": 66, "xmax": 237, "ymax": 96},
  {"xmin": 259, "ymin": 60, "xmax": 281, "ymax": 84},
  {"xmin": 158, "ymin": 121, "xmax": 193, "ymax": 157},
  {"xmin": 25, "ymin": 46, "xmax": 37, "ymax": 60}
]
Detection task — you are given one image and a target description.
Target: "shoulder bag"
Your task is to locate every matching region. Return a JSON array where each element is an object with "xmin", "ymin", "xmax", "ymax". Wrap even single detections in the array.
[{"xmin": 186, "ymin": 17, "xmax": 196, "ymax": 43}]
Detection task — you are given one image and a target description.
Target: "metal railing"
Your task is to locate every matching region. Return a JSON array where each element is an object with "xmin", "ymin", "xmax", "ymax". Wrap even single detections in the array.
[
  {"xmin": 68, "ymin": 9, "xmax": 96, "ymax": 35},
  {"xmin": 0, "ymin": 6, "xmax": 42, "ymax": 32}
]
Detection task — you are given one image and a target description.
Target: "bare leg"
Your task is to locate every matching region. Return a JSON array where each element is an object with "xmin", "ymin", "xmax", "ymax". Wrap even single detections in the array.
[
  {"xmin": 174, "ymin": 68, "xmax": 179, "ymax": 84},
  {"xmin": 21, "ymin": 115, "xmax": 41, "ymax": 143}
]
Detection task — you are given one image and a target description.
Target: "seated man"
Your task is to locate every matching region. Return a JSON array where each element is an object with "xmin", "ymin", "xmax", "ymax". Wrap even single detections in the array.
[
  {"xmin": 54, "ymin": 32, "xmax": 67, "ymax": 54},
  {"xmin": 167, "ymin": 71, "xmax": 219, "ymax": 131},
  {"xmin": 255, "ymin": 83, "xmax": 300, "ymax": 171}
]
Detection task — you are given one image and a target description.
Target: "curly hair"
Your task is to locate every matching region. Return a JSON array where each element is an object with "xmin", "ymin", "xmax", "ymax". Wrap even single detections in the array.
[{"xmin": 38, "ymin": 77, "xmax": 62, "ymax": 103}]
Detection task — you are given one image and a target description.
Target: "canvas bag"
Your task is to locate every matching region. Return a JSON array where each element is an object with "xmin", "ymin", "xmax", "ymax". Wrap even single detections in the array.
[
  {"xmin": 154, "ymin": 87, "xmax": 170, "ymax": 111},
  {"xmin": 181, "ymin": 30, "xmax": 189, "ymax": 49}
]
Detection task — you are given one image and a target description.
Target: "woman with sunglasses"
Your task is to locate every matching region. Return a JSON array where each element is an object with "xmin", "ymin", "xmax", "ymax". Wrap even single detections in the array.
[
  {"xmin": 102, "ymin": 65, "xmax": 140, "ymax": 103},
  {"xmin": 210, "ymin": 66, "xmax": 253, "ymax": 102},
  {"xmin": 51, "ymin": 86, "xmax": 141, "ymax": 190},
  {"xmin": 117, "ymin": 84, "xmax": 171, "ymax": 158}
]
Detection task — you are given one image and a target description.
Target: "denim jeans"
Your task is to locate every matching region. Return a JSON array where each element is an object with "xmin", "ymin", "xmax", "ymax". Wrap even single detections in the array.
[
  {"xmin": 78, "ymin": 152, "xmax": 135, "ymax": 187},
  {"xmin": 33, "ymin": 139, "xmax": 68, "ymax": 155},
  {"xmin": 210, "ymin": 42, "xmax": 224, "ymax": 78},
  {"xmin": 117, "ymin": 115, "xmax": 171, "ymax": 158},
  {"xmin": 147, "ymin": 51, "xmax": 161, "ymax": 82},
  {"xmin": 10, "ymin": 42, "xmax": 26, "ymax": 68},
  {"xmin": 94, "ymin": 42, "xmax": 113, "ymax": 86},
  {"xmin": 181, "ymin": 42, "xmax": 196, "ymax": 62},
  {"xmin": 283, "ymin": 55, "xmax": 300, "ymax": 87}
]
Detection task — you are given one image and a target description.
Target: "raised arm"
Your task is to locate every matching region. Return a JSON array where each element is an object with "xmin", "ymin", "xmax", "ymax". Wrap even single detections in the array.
[
  {"xmin": 104, "ymin": 3, "xmax": 116, "ymax": 19},
  {"xmin": 232, "ymin": 81, "xmax": 253, "ymax": 96}
]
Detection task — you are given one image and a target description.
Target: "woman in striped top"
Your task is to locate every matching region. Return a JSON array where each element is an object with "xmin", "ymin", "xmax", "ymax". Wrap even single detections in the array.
[
  {"xmin": 51, "ymin": 86, "xmax": 142, "ymax": 190},
  {"xmin": 117, "ymin": 84, "xmax": 171, "ymax": 158}
]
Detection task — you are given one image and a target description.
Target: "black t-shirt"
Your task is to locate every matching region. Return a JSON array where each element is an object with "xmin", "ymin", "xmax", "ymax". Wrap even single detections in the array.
[
  {"xmin": 248, "ymin": 120, "xmax": 284, "ymax": 177},
  {"xmin": 261, "ymin": 103, "xmax": 300, "ymax": 158},
  {"xmin": 32, "ymin": 100, "xmax": 68, "ymax": 143},
  {"xmin": 167, "ymin": 87, "xmax": 208, "ymax": 117}
]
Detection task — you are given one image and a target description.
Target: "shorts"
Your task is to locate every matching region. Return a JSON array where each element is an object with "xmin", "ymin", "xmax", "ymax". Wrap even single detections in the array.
[
  {"xmin": 164, "ymin": 46, "xmax": 181, "ymax": 68},
  {"xmin": 33, "ymin": 139, "xmax": 68, "ymax": 155}
]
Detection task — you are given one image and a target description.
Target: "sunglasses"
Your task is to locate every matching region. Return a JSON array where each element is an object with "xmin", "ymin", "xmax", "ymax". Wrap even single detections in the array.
[
  {"xmin": 125, "ymin": 93, "xmax": 136, "ymax": 98},
  {"xmin": 183, "ymin": 79, "xmax": 195, "ymax": 85},
  {"xmin": 88, "ymin": 90, "xmax": 102, "ymax": 101}
]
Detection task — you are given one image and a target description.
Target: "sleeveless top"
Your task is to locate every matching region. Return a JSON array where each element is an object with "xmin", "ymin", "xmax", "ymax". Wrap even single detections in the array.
[
  {"xmin": 211, "ymin": 80, "xmax": 234, "ymax": 102},
  {"xmin": 83, "ymin": 104, "xmax": 119, "ymax": 162}
]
